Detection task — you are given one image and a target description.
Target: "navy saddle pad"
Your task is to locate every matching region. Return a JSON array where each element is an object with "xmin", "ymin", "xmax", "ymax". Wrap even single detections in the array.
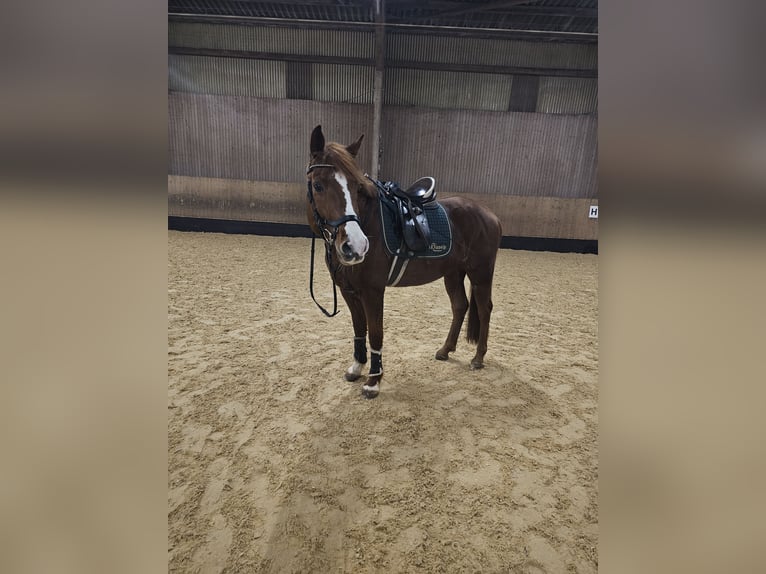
[{"xmin": 379, "ymin": 195, "xmax": 453, "ymax": 258}]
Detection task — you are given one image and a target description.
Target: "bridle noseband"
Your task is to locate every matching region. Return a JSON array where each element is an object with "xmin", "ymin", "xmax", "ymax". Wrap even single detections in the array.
[{"xmin": 306, "ymin": 163, "xmax": 361, "ymax": 245}]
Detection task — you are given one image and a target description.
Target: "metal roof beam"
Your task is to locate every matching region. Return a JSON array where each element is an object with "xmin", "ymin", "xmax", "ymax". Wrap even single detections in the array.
[
  {"xmin": 395, "ymin": 6, "xmax": 598, "ymax": 19},
  {"xmin": 409, "ymin": 0, "xmax": 536, "ymax": 20},
  {"xmin": 168, "ymin": 14, "xmax": 598, "ymax": 43},
  {"xmin": 168, "ymin": 46, "xmax": 597, "ymax": 77}
]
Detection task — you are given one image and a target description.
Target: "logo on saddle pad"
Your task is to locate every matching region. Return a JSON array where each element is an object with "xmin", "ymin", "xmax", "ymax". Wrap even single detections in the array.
[{"xmin": 429, "ymin": 243, "xmax": 447, "ymax": 252}]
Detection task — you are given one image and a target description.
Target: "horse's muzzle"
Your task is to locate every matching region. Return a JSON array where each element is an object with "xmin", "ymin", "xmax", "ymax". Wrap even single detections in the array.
[{"xmin": 337, "ymin": 233, "xmax": 368, "ymax": 265}]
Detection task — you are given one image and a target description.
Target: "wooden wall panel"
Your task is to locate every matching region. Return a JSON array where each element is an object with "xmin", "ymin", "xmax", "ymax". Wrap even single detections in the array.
[
  {"xmin": 438, "ymin": 191, "xmax": 598, "ymax": 241},
  {"xmin": 168, "ymin": 176, "xmax": 306, "ymax": 224},
  {"xmin": 169, "ymin": 176, "xmax": 598, "ymax": 240}
]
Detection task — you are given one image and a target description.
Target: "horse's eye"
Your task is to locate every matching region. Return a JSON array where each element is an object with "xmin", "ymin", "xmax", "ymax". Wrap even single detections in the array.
[{"xmin": 314, "ymin": 182, "xmax": 323, "ymax": 193}]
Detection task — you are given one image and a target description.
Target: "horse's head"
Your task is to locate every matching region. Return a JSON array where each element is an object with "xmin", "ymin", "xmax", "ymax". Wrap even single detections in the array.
[{"xmin": 307, "ymin": 125, "xmax": 374, "ymax": 266}]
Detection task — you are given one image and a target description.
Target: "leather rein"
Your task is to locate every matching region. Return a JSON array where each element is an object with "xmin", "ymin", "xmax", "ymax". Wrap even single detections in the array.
[{"xmin": 306, "ymin": 163, "xmax": 362, "ymax": 317}]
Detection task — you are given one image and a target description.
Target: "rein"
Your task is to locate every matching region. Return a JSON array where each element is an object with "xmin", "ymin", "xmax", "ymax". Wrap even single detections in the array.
[
  {"xmin": 306, "ymin": 162, "xmax": 361, "ymax": 318},
  {"xmin": 308, "ymin": 233, "xmax": 340, "ymax": 317}
]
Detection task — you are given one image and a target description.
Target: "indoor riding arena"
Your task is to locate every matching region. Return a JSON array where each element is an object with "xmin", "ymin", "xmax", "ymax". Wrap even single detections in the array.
[{"xmin": 168, "ymin": 2, "xmax": 598, "ymax": 572}]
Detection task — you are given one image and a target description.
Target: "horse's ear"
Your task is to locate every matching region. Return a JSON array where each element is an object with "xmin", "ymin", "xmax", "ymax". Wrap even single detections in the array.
[
  {"xmin": 346, "ymin": 134, "xmax": 364, "ymax": 157},
  {"xmin": 310, "ymin": 125, "xmax": 325, "ymax": 156}
]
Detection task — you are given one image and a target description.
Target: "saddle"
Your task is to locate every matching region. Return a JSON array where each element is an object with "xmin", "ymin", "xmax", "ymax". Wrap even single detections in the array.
[
  {"xmin": 368, "ymin": 174, "xmax": 452, "ymax": 286},
  {"xmin": 379, "ymin": 177, "xmax": 436, "ymax": 253}
]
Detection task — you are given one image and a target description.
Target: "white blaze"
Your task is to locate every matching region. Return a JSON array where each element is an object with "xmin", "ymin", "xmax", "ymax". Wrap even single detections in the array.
[{"xmin": 334, "ymin": 172, "xmax": 369, "ymax": 257}]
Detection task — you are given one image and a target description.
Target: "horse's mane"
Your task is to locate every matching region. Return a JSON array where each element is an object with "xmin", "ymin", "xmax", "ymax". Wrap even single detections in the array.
[{"xmin": 323, "ymin": 142, "xmax": 376, "ymax": 197}]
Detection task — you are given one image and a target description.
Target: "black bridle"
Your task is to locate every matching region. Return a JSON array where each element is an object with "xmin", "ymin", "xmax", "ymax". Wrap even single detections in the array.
[
  {"xmin": 306, "ymin": 163, "xmax": 361, "ymax": 243},
  {"xmin": 306, "ymin": 163, "xmax": 362, "ymax": 317}
]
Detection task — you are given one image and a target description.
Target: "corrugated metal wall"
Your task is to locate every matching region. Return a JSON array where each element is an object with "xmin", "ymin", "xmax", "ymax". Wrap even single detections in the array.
[
  {"xmin": 168, "ymin": 93, "xmax": 374, "ymax": 181},
  {"xmin": 311, "ymin": 63, "xmax": 375, "ymax": 104},
  {"xmin": 169, "ymin": 21, "xmax": 597, "ymax": 113},
  {"xmin": 385, "ymin": 69, "xmax": 513, "ymax": 111},
  {"xmin": 168, "ymin": 55, "xmax": 599, "ymax": 115},
  {"xmin": 169, "ymin": 22, "xmax": 596, "ymax": 69},
  {"xmin": 380, "ymin": 107, "xmax": 597, "ymax": 198},
  {"xmin": 168, "ymin": 92, "xmax": 596, "ymax": 198},
  {"xmin": 386, "ymin": 32, "xmax": 596, "ymax": 69},
  {"xmin": 169, "ymin": 55, "xmax": 286, "ymax": 98},
  {"xmin": 169, "ymin": 22, "xmax": 375, "ymax": 59},
  {"xmin": 537, "ymin": 77, "xmax": 598, "ymax": 114},
  {"xmin": 169, "ymin": 56, "xmax": 374, "ymax": 104},
  {"xmin": 168, "ymin": 20, "xmax": 598, "ymax": 238}
]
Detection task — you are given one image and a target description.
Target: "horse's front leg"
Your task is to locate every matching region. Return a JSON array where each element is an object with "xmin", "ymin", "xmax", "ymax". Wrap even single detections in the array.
[
  {"xmin": 361, "ymin": 288, "xmax": 384, "ymax": 399},
  {"xmin": 340, "ymin": 288, "xmax": 368, "ymax": 382}
]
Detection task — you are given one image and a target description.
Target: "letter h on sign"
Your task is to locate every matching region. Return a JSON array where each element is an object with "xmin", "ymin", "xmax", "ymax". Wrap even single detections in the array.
[{"xmin": 589, "ymin": 206, "xmax": 599, "ymax": 219}]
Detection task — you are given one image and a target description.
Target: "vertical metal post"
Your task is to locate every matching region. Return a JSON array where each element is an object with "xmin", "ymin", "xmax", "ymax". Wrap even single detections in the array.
[{"xmin": 371, "ymin": 0, "xmax": 385, "ymax": 179}]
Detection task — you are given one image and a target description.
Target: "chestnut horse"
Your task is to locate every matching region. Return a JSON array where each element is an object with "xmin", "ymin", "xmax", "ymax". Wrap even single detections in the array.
[{"xmin": 306, "ymin": 125, "xmax": 502, "ymax": 398}]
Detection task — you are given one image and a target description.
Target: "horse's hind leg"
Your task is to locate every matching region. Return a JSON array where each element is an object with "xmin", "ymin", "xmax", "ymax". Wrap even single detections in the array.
[
  {"xmin": 467, "ymin": 282, "xmax": 494, "ymax": 370},
  {"xmin": 436, "ymin": 272, "xmax": 468, "ymax": 361},
  {"xmin": 341, "ymin": 289, "xmax": 367, "ymax": 381}
]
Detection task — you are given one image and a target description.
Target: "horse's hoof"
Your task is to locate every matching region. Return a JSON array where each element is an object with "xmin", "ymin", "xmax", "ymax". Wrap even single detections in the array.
[
  {"xmin": 470, "ymin": 361, "xmax": 484, "ymax": 370},
  {"xmin": 345, "ymin": 372, "xmax": 362, "ymax": 382},
  {"xmin": 435, "ymin": 351, "xmax": 449, "ymax": 361},
  {"xmin": 362, "ymin": 381, "xmax": 380, "ymax": 399}
]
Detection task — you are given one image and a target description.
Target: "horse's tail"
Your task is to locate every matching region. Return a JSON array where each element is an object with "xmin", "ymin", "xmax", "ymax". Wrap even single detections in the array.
[{"xmin": 466, "ymin": 287, "xmax": 480, "ymax": 344}]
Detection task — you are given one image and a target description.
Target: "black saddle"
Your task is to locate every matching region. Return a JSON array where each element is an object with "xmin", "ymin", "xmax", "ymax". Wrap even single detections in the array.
[
  {"xmin": 402, "ymin": 177, "xmax": 436, "ymax": 203},
  {"xmin": 372, "ymin": 176, "xmax": 437, "ymax": 253}
]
